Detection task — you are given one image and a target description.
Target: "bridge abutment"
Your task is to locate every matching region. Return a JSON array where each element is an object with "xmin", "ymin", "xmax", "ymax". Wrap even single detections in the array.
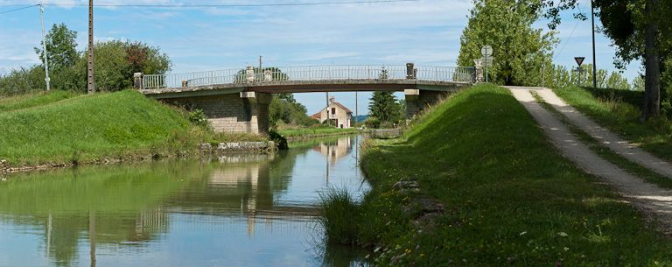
[
  {"xmin": 405, "ymin": 89, "xmax": 449, "ymax": 121},
  {"xmin": 165, "ymin": 92, "xmax": 271, "ymax": 135}
]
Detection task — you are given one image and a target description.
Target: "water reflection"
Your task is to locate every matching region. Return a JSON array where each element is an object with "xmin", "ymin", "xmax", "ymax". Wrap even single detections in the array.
[{"xmin": 0, "ymin": 135, "xmax": 368, "ymax": 267}]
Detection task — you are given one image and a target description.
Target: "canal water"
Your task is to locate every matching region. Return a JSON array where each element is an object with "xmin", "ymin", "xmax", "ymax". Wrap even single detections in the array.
[{"xmin": 0, "ymin": 135, "xmax": 370, "ymax": 267}]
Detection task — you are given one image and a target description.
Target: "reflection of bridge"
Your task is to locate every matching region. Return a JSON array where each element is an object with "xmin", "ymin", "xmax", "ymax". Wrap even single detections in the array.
[{"xmin": 137, "ymin": 64, "xmax": 475, "ymax": 134}]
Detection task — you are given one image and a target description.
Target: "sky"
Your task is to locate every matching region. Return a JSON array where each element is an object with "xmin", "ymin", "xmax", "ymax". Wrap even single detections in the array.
[{"xmin": 0, "ymin": 0, "xmax": 641, "ymax": 114}]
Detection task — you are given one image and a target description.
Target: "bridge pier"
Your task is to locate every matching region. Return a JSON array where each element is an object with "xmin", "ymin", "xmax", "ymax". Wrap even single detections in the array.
[
  {"xmin": 404, "ymin": 89, "xmax": 449, "ymax": 121},
  {"xmin": 165, "ymin": 92, "xmax": 271, "ymax": 135}
]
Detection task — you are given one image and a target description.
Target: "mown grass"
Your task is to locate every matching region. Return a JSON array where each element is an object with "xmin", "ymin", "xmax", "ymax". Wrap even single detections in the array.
[
  {"xmin": 533, "ymin": 92, "xmax": 672, "ymax": 190},
  {"xmin": 0, "ymin": 90, "xmax": 266, "ymax": 167},
  {"xmin": 277, "ymin": 126, "xmax": 358, "ymax": 138},
  {"xmin": 347, "ymin": 84, "xmax": 672, "ymax": 266},
  {"xmin": 0, "ymin": 90, "xmax": 78, "ymax": 112},
  {"xmin": 553, "ymin": 86, "xmax": 672, "ymax": 161}
]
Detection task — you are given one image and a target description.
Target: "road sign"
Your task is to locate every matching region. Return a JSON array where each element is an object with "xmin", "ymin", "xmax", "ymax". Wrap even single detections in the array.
[
  {"xmin": 574, "ymin": 57, "xmax": 585, "ymax": 66},
  {"xmin": 481, "ymin": 45, "xmax": 493, "ymax": 57},
  {"xmin": 481, "ymin": 57, "xmax": 494, "ymax": 67}
]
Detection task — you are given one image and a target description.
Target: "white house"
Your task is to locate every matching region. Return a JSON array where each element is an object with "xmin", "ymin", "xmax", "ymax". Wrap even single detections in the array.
[{"xmin": 311, "ymin": 97, "xmax": 353, "ymax": 129}]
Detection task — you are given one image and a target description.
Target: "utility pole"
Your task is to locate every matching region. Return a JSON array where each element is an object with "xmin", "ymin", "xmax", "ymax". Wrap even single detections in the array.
[
  {"xmin": 591, "ymin": 0, "xmax": 597, "ymax": 90},
  {"xmin": 87, "ymin": 0, "xmax": 95, "ymax": 94},
  {"xmin": 326, "ymin": 92, "xmax": 330, "ymax": 127},
  {"xmin": 355, "ymin": 91, "xmax": 358, "ymax": 128},
  {"xmin": 259, "ymin": 56, "xmax": 262, "ymax": 71},
  {"xmin": 39, "ymin": 1, "xmax": 50, "ymax": 91}
]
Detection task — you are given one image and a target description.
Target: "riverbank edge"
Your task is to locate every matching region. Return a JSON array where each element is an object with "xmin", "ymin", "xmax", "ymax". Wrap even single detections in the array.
[
  {"xmin": 0, "ymin": 141, "xmax": 277, "ymax": 176},
  {"xmin": 325, "ymin": 84, "xmax": 672, "ymax": 266},
  {"xmin": 283, "ymin": 129, "xmax": 364, "ymax": 141}
]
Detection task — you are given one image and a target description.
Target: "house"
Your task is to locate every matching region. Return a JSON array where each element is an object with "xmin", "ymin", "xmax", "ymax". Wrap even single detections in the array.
[{"xmin": 311, "ymin": 97, "xmax": 353, "ymax": 128}]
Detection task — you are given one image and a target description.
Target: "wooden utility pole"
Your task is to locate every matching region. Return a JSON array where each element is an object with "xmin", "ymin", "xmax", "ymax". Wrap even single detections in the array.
[
  {"xmin": 87, "ymin": 0, "xmax": 95, "ymax": 94},
  {"xmin": 591, "ymin": 0, "xmax": 597, "ymax": 90}
]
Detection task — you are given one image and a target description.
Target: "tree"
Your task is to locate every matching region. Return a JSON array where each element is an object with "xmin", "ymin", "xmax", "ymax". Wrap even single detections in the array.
[
  {"xmin": 542, "ymin": 0, "xmax": 672, "ymax": 120},
  {"xmin": 369, "ymin": 91, "xmax": 402, "ymax": 125},
  {"xmin": 34, "ymin": 23, "xmax": 78, "ymax": 73},
  {"xmin": 74, "ymin": 40, "xmax": 172, "ymax": 92},
  {"xmin": 458, "ymin": 0, "xmax": 557, "ymax": 86},
  {"xmin": 632, "ymin": 75, "xmax": 645, "ymax": 91}
]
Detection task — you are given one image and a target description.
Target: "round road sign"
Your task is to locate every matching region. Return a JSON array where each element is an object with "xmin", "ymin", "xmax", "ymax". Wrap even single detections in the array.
[{"xmin": 481, "ymin": 45, "xmax": 493, "ymax": 57}]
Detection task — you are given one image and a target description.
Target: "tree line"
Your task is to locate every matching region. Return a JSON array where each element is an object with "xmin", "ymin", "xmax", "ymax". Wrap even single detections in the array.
[{"xmin": 0, "ymin": 24, "xmax": 171, "ymax": 95}]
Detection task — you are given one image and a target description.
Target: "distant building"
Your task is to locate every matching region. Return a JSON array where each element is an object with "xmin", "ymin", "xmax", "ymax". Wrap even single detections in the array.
[{"xmin": 311, "ymin": 97, "xmax": 353, "ymax": 128}]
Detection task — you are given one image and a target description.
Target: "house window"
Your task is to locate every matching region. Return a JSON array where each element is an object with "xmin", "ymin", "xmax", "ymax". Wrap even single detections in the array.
[{"xmin": 331, "ymin": 108, "xmax": 336, "ymax": 115}]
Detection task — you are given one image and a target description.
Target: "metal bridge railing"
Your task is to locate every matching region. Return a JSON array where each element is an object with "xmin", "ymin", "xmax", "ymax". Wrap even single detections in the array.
[{"xmin": 141, "ymin": 65, "xmax": 475, "ymax": 90}]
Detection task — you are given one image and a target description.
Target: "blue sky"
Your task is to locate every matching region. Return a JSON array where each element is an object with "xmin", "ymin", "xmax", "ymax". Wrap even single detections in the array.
[{"xmin": 0, "ymin": 0, "xmax": 641, "ymax": 114}]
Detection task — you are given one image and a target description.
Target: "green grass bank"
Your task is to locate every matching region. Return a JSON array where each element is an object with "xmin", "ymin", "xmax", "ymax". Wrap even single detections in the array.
[
  {"xmin": 278, "ymin": 126, "xmax": 358, "ymax": 139},
  {"xmin": 0, "ymin": 90, "xmax": 263, "ymax": 168},
  {"xmin": 333, "ymin": 84, "xmax": 672, "ymax": 266},
  {"xmin": 553, "ymin": 86, "xmax": 672, "ymax": 161}
]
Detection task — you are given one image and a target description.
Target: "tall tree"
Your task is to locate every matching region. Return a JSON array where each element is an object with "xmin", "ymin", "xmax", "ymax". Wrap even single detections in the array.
[
  {"xmin": 458, "ymin": 0, "xmax": 557, "ymax": 86},
  {"xmin": 369, "ymin": 92, "xmax": 401, "ymax": 123},
  {"xmin": 34, "ymin": 23, "xmax": 78, "ymax": 73}
]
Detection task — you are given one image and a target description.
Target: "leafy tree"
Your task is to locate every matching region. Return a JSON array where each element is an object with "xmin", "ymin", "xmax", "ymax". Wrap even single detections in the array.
[
  {"xmin": 606, "ymin": 71, "xmax": 631, "ymax": 90},
  {"xmin": 33, "ymin": 23, "xmax": 79, "ymax": 90},
  {"xmin": 632, "ymin": 75, "xmax": 646, "ymax": 91},
  {"xmin": 458, "ymin": 0, "xmax": 557, "ymax": 86},
  {"xmin": 73, "ymin": 40, "xmax": 171, "ymax": 92},
  {"xmin": 34, "ymin": 23, "xmax": 78, "ymax": 73},
  {"xmin": 369, "ymin": 91, "xmax": 402, "ymax": 125}
]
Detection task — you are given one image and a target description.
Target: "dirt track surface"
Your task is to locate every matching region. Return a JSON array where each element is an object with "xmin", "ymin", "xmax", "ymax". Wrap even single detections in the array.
[{"xmin": 507, "ymin": 86, "xmax": 672, "ymax": 234}]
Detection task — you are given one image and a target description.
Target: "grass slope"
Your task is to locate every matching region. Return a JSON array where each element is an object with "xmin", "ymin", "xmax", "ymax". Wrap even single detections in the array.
[
  {"xmin": 553, "ymin": 86, "xmax": 672, "ymax": 161},
  {"xmin": 0, "ymin": 90, "xmax": 78, "ymax": 112},
  {"xmin": 0, "ymin": 90, "xmax": 191, "ymax": 166},
  {"xmin": 358, "ymin": 84, "xmax": 672, "ymax": 266}
]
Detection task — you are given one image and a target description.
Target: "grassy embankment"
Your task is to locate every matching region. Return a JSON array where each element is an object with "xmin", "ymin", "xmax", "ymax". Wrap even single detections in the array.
[
  {"xmin": 0, "ymin": 90, "xmax": 263, "ymax": 168},
  {"xmin": 322, "ymin": 84, "xmax": 672, "ymax": 266},
  {"xmin": 277, "ymin": 126, "xmax": 358, "ymax": 139},
  {"xmin": 553, "ymin": 86, "xmax": 672, "ymax": 161}
]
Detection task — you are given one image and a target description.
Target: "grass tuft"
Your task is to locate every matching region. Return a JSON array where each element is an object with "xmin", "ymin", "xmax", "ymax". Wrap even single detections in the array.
[{"xmin": 318, "ymin": 186, "xmax": 362, "ymax": 246}]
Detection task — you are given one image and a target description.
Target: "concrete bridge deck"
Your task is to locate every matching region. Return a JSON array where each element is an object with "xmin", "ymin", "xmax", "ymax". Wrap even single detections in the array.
[{"xmin": 136, "ymin": 64, "xmax": 476, "ymax": 134}]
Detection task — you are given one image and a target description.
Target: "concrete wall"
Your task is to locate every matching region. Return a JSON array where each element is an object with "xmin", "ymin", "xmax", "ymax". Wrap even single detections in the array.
[
  {"xmin": 405, "ymin": 89, "xmax": 450, "ymax": 120},
  {"xmin": 164, "ymin": 93, "xmax": 270, "ymax": 134}
]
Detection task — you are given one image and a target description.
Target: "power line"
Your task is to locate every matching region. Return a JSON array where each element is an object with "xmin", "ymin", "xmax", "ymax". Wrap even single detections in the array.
[
  {"xmin": 0, "ymin": 4, "xmax": 37, "ymax": 15},
  {"xmin": 31, "ymin": 0, "xmax": 418, "ymax": 8}
]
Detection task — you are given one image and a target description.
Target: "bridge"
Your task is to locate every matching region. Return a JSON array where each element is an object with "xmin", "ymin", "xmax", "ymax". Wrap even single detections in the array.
[{"xmin": 136, "ymin": 64, "xmax": 476, "ymax": 134}]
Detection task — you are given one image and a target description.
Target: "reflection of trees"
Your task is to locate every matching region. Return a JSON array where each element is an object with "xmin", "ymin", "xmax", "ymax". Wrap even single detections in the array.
[
  {"xmin": 0, "ymin": 137, "xmax": 359, "ymax": 267},
  {"xmin": 0, "ymin": 162, "xmax": 192, "ymax": 266}
]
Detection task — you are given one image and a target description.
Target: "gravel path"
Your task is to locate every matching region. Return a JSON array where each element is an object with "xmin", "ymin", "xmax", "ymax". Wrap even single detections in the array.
[
  {"xmin": 507, "ymin": 86, "xmax": 672, "ymax": 234},
  {"xmin": 534, "ymin": 88, "xmax": 672, "ymax": 179}
]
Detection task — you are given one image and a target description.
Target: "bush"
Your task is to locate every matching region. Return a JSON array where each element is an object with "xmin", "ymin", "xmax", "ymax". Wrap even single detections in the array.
[
  {"xmin": 187, "ymin": 109, "xmax": 208, "ymax": 127},
  {"xmin": 268, "ymin": 130, "xmax": 288, "ymax": 150}
]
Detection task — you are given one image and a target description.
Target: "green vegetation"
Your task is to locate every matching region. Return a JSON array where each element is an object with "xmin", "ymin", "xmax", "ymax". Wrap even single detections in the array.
[
  {"xmin": 457, "ymin": 0, "xmax": 556, "ymax": 85},
  {"xmin": 278, "ymin": 126, "xmax": 358, "ymax": 139},
  {"xmin": 0, "ymin": 90, "xmax": 264, "ymax": 167},
  {"xmin": 1, "ymin": 23, "xmax": 170, "ymax": 95},
  {"xmin": 326, "ymin": 84, "xmax": 672, "ymax": 265},
  {"xmin": 319, "ymin": 187, "xmax": 361, "ymax": 246},
  {"xmin": 0, "ymin": 90, "xmax": 77, "ymax": 112},
  {"xmin": 270, "ymin": 93, "xmax": 317, "ymax": 128},
  {"xmin": 553, "ymin": 86, "xmax": 672, "ymax": 161},
  {"xmin": 367, "ymin": 91, "xmax": 404, "ymax": 128}
]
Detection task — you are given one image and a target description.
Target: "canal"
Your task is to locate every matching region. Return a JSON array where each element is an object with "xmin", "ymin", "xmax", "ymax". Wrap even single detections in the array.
[{"xmin": 0, "ymin": 135, "xmax": 370, "ymax": 267}]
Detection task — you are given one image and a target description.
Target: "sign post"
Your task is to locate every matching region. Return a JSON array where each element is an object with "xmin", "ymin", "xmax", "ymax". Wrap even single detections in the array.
[
  {"xmin": 574, "ymin": 57, "xmax": 585, "ymax": 86},
  {"xmin": 481, "ymin": 45, "xmax": 493, "ymax": 83}
]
